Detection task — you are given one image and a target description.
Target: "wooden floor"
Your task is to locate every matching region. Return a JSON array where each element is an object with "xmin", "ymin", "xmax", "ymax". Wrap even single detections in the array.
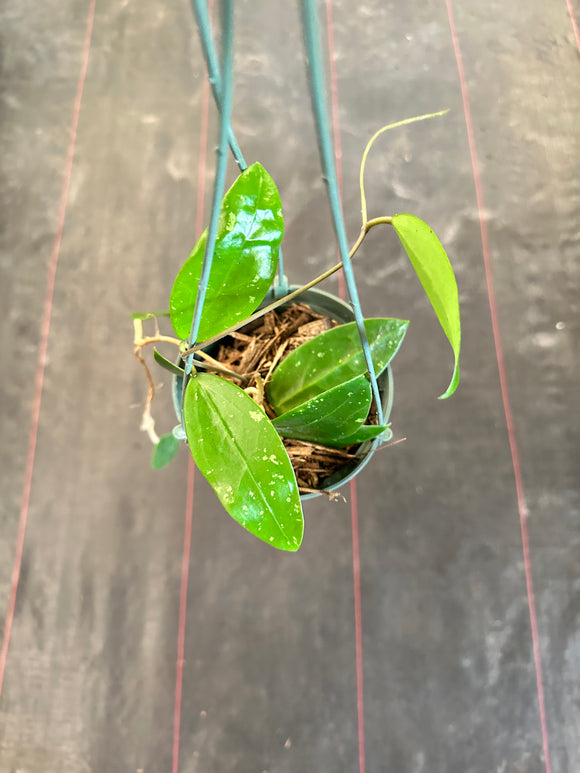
[{"xmin": 0, "ymin": 1, "xmax": 579, "ymax": 771}]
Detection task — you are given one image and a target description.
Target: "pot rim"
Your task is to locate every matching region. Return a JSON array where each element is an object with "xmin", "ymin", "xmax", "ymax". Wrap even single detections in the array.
[{"xmin": 172, "ymin": 285, "xmax": 394, "ymax": 499}]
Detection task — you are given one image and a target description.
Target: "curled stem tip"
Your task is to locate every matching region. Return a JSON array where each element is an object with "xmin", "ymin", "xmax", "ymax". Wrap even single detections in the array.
[{"xmin": 359, "ymin": 109, "xmax": 449, "ymax": 224}]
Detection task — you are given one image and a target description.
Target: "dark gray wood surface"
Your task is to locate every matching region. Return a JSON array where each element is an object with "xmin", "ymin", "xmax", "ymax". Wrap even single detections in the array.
[{"xmin": 1, "ymin": 1, "xmax": 578, "ymax": 771}]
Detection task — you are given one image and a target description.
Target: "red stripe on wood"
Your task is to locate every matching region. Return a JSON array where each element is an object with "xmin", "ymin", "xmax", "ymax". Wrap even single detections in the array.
[
  {"xmin": 564, "ymin": 0, "xmax": 580, "ymax": 50},
  {"xmin": 0, "ymin": 0, "xmax": 97, "ymax": 700},
  {"xmin": 444, "ymin": 3, "xmax": 552, "ymax": 772},
  {"xmin": 172, "ymin": 460, "xmax": 196, "ymax": 773},
  {"xmin": 350, "ymin": 480, "xmax": 366, "ymax": 773},
  {"xmin": 171, "ymin": 10, "xmax": 213, "ymax": 768},
  {"xmin": 325, "ymin": 3, "xmax": 366, "ymax": 771}
]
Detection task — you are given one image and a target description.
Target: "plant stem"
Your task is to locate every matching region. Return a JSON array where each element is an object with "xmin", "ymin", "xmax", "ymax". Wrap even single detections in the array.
[
  {"xmin": 195, "ymin": 350, "xmax": 249, "ymax": 384},
  {"xmin": 139, "ymin": 334, "xmax": 181, "ymax": 348},
  {"xmin": 180, "ymin": 215, "xmax": 389, "ymax": 358},
  {"xmin": 359, "ymin": 109, "xmax": 449, "ymax": 224}
]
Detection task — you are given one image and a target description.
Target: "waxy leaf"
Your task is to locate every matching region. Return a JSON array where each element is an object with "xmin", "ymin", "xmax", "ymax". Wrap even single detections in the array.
[
  {"xmin": 153, "ymin": 348, "xmax": 184, "ymax": 376},
  {"xmin": 391, "ymin": 214, "xmax": 461, "ymax": 398},
  {"xmin": 323, "ymin": 424, "xmax": 392, "ymax": 449},
  {"xmin": 272, "ymin": 375, "xmax": 371, "ymax": 444},
  {"xmin": 268, "ymin": 318, "xmax": 408, "ymax": 415},
  {"xmin": 170, "ymin": 163, "xmax": 284, "ymax": 341},
  {"xmin": 184, "ymin": 373, "xmax": 303, "ymax": 551},
  {"xmin": 151, "ymin": 432, "xmax": 180, "ymax": 469}
]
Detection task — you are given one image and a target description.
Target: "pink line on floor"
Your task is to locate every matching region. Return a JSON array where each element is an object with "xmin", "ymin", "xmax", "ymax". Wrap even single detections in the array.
[
  {"xmin": 325, "ymin": 2, "xmax": 366, "ymax": 771},
  {"xmin": 444, "ymin": 2, "xmax": 552, "ymax": 772},
  {"xmin": 349, "ymin": 480, "xmax": 366, "ymax": 773},
  {"xmin": 172, "ymin": 460, "xmax": 196, "ymax": 773},
  {"xmin": 0, "ymin": 0, "xmax": 97, "ymax": 700},
  {"xmin": 564, "ymin": 0, "xmax": 580, "ymax": 50},
  {"xmin": 171, "ymin": 15, "xmax": 212, "ymax": 769}
]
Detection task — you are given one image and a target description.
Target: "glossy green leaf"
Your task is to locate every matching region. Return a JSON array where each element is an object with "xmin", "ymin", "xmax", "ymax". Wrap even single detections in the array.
[
  {"xmin": 323, "ymin": 424, "xmax": 392, "ymax": 449},
  {"xmin": 151, "ymin": 432, "xmax": 180, "ymax": 469},
  {"xmin": 170, "ymin": 162, "xmax": 284, "ymax": 341},
  {"xmin": 153, "ymin": 348, "xmax": 184, "ymax": 376},
  {"xmin": 391, "ymin": 214, "xmax": 461, "ymax": 398},
  {"xmin": 184, "ymin": 373, "xmax": 303, "ymax": 551},
  {"xmin": 267, "ymin": 318, "xmax": 408, "ymax": 415},
  {"xmin": 272, "ymin": 375, "xmax": 371, "ymax": 443}
]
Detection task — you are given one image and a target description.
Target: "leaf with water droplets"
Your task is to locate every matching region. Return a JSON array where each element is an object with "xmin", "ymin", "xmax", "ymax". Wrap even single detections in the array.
[
  {"xmin": 267, "ymin": 318, "xmax": 408, "ymax": 415},
  {"xmin": 272, "ymin": 375, "xmax": 372, "ymax": 444},
  {"xmin": 170, "ymin": 163, "xmax": 284, "ymax": 341},
  {"xmin": 184, "ymin": 373, "xmax": 303, "ymax": 551},
  {"xmin": 322, "ymin": 424, "xmax": 392, "ymax": 449}
]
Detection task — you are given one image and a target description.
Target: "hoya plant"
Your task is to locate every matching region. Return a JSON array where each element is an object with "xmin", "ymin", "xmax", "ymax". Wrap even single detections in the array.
[{"xmin": 133, "ymin": 116, "xmax": 461, "ymax": 552}]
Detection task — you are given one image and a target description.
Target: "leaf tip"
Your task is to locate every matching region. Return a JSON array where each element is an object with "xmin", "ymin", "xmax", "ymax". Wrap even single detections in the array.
[{"xmin": 438, "ymin": 361, "xmax": 460, "ymax": 400}]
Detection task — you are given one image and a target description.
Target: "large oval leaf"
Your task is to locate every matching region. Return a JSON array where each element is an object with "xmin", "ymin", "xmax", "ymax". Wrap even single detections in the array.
[
  {"xmin": 170, "ymin": 162, "xmax": 284, "ymax": 341},
  {"xmin": 272, "ymin": 375, "xmax": 371, "ymax": 444},
  {"xmin": 323, "ymin": 424, "xmax": 392, "ymax": 449},
  {"xmin": 267, "ymin": 318, "xmax": 408, "ymax": 415},
  {"xmin": 391, "ymin": 214, "xmax": 461, "ymax": 398},
  {"xmin": 184, "ymin": 373, "xmax": 303, "ymax": 551}
]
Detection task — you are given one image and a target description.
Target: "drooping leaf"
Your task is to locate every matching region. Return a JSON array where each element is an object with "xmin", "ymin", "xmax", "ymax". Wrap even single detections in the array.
[
  {"xmin": 391, "ymin": 214, "xmax": 461, "ymax": 398},
  {"xmin": 322, "ymin": 424, "xmax": 392, "ymax": 449},
  {"xmin": 184, "ymin": 373, "xmax": 303, "ymax": 551},
  {"xmin": 153, "ymin": 348, "xmax": 184, "ymax": 376},
  {"xmin": 267, "ymin": 318, "xmax": 408, "ymax": 415},
  {"xmin": 151, "ymin": 432, "xmax": 180, "ymax": 469},
  {"xmin": 272, "ymin": 375, "xmax": 371, "ymax": 444},
  {"xmin": 170, "ymin": 162, "xmax": 284, "ymax": 341},
  {"xmin": 131, "ymin": 310, "xmax": 170, "ymax": 320}
]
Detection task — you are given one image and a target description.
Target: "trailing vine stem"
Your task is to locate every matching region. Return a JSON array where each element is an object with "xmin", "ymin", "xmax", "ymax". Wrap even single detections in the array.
[
  {"xmin": 133, "ymin": 318, "xmax": 249, "ymax": 446},
  {"xmin": 359, "ymin": 109, "xmax": 449, "ymax": 224},
  {"xmin": 179, "ymin": 214, "xmax": 392, "ymax": 359}
]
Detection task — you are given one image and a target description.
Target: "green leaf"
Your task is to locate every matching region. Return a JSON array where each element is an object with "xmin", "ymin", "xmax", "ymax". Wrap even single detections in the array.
[
  {"xmin": 151, "ymin": 433, "xmax": 180, "ymax": 469},
  {"xmin": 391, "ymin": 214, "xmax": 461, "ymax": 398},
  {"xmin": 322, "ymin": 424, "xmax": 392, "ymax": 449},
  {"xmin": 131, "ymin": 310, "xmax": 170, "ymax": 320},
  {"xmin": 153, "ymin": 348, "xmax": 184, "ymax": 376},
  {"xmin": 184, "ymin": 373, "xmax": 303, "ymax": 551},
  {"xmin": 267, "ymin": 318, "xmax": 408, "ymax": 415},
  {"xmin": 170, "ymin": 162, "xmax": 284, "ymax": 341},
  {"xmin": 272, "ymin": 375, "xmax": 371, "ymax": 444}
]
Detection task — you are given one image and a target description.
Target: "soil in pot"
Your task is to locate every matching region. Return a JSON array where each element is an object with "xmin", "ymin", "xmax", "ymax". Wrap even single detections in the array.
[{"xmin": 209, "ymin": 300, "xmax": 382, "ymax": 494}]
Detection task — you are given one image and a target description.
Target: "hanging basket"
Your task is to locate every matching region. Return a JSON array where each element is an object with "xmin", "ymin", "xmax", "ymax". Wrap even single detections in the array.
[{"xmin": 172, "ymin": 285, "xmax": 394, "ymax": 499}]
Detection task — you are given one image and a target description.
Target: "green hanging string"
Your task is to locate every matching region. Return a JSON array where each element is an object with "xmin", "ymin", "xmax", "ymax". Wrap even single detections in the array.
[
  {"xmin": 299, "ymin": 0, "xmax": 384, "ymax": 424},
  {"xmin": 189, "ymin": 0, "xmax": 287, "ymax": 292},
  {"xmin": 189, "ymin": 0, "xmax": 246, "ymax": 171},
  {"xmin": 185, "ymin": 0, "xmax": 235, "ymax": 370}
]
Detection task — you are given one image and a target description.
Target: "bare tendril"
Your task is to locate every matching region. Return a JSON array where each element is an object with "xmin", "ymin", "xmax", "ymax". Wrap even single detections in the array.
[
  {"xmin": 133, "ymin": 318, "xmax": 182, "ymax": 445},
  {"xmin": 359, "ymin": 109, "xmax": 449, "ymax": 224}
]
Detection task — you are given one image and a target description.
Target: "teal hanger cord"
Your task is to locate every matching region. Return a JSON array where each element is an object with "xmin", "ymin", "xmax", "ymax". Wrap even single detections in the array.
[
  {"xmin": 299, "ymin": 0, "xmax": 384, "ymax": 424},
  {"xmin": 189, "ymin": 0, "xmax": 287, "ymax": 295},
  {"xmin": 187, "ymin": 0, "xmax": 379, "ymax": 420}
]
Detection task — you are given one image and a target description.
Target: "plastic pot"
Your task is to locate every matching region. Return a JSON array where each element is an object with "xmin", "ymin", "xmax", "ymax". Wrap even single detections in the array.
[{"xmin": 172, "ymin": 285, "xmax": 393, "ymax": 499}]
